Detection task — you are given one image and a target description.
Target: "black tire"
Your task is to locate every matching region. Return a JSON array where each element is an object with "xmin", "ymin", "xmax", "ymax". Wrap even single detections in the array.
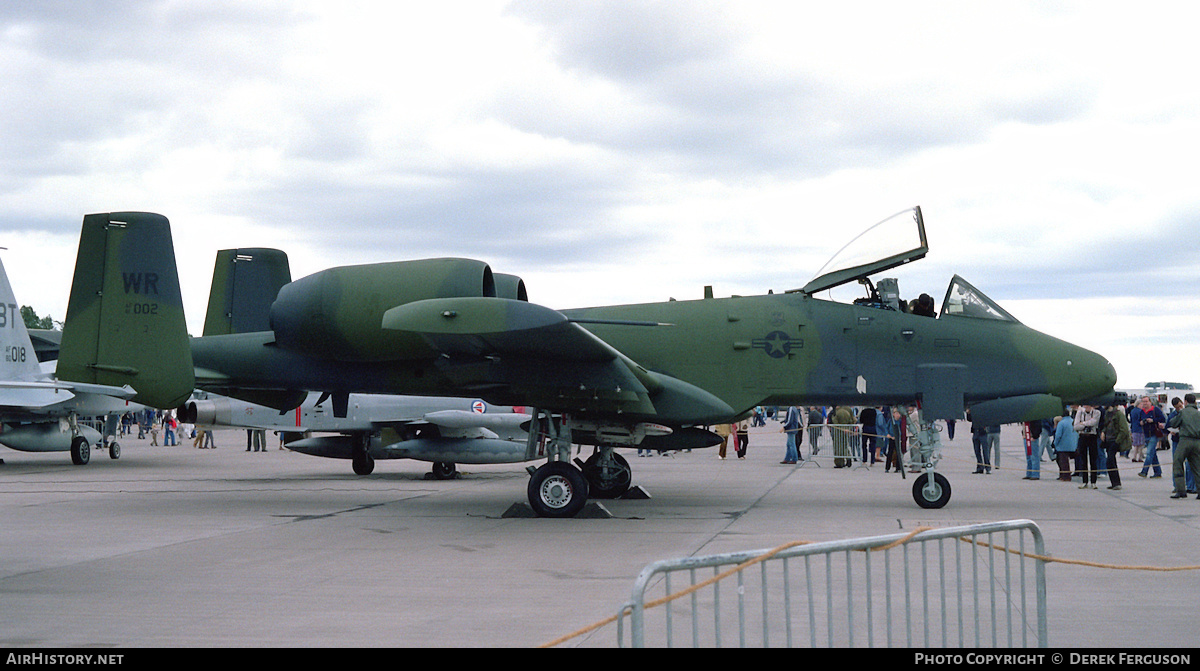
[
  {"xmin": 527, "ymin": 462, "xmax": 589, "ymax": 518},
  {"xmin": 351, "ymin": 437, "xmax": 375, "ymax": 475},
  {"xmin": 70, "ymin": 437, "xmax": 90, "ymax": 466},
  {"xmin": 351, "ymin": 453, "xmax": 374, "ymax": 475},
  {"xmin": 582, "ymin": 451, "xmax": 631, "ymax": 499},
  {"xmin": 912, "ymin": 472, "xmax": 951, "ymax": 509},
  {"xmin": 431, "ymin": 461, "xmax": 458, "ymax": 480},
  {"xmin": 108, "ymin": 442, "xmax": 121, "ymax": 460}
]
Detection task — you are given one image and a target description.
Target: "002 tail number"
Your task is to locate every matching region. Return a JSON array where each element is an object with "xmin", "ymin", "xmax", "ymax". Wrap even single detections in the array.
[{"xmin": 125, "ymin": 302, "xmax": 159, "ymax": 315}]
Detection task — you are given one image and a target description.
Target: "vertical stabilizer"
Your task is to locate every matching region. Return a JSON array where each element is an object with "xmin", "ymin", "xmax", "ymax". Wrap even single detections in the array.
[
  {"xmin": 202, "ymin": 248, "xmax": 291, "ymax": 336},
  {"xmin": 58, "ymin": 212, "xmax": 195, "ymax": 408},
  {"xmin": 0, "ymin": 256, "xmax": 44, "ymax": 382}
]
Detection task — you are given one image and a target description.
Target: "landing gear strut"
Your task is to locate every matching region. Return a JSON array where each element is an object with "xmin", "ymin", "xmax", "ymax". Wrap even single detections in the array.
[
  {"xmin": 68, "ymin": 412, "xmax": 89, "ymax": 466},
  {"xmin": 909, "ymin": 410, "xmax": 950, "ymax": 509},
  {"xmin": 524, "ymin": 408, "xmax": 591, "ymax": 518}
]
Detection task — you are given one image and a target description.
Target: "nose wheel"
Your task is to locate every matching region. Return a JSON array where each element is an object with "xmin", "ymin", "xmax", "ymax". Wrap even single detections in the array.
[{"xmin": 912, "ymin": 472, "xmax": 951, "ymax": 509}]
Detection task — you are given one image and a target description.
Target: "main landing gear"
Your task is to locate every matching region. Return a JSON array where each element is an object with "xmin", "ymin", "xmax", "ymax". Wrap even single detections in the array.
[
  {"xmin": 523, "ymin": 410, "xmax": 640, "ymax": 518},
  {"xmin": 527, "ymin": 461, "xmax": 590, "ymax": 518},
  {"xmin": 578, "ymin": 449, "xmax": 632, "ymax": 499},
  {"xmin": 70, "ymin": 436, "xmax": 90, "ymax": 465},
  {"xmin": 524, "ymin": 409, "xmax": 586, "ymax": 518},
  {"xmin": 351, "ymin": 434, "xmax": 375, "ymax": 475},
  {"xmin": 526, "ymin": 446, "xmax": 633, "ymax": 517},
  {"xmin": 67, "ymin": 412, "xmax": 117, "ymax": 465}
]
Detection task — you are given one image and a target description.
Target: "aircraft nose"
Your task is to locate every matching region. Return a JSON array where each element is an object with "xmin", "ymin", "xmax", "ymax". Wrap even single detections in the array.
[
  {"xmin": 1064, "ymin": 346, "xmax": 1118, "ymax": 403},
  {"xmin": 1024, "ymin": 330, "xmax": 1117, "ymax": 404}
]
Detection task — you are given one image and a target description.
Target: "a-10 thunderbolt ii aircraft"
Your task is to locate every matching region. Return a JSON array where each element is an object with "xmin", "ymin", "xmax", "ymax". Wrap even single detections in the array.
[
  {"xmin": 56, "ymin": 207, "xmax": 1117, "ymax": 516},
  {"xmin": 0, "ymin": 254, "xmax": 138, "ymax": 464},
  {"xmin": 179, "ymin": 390, "xmax": 532, "ymax": 481}
]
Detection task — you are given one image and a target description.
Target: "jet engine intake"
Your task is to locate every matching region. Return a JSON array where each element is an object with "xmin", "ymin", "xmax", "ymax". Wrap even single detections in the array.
[{"xmin": 270, "ymin": 258, "xmax": 496, "ymax": 361}]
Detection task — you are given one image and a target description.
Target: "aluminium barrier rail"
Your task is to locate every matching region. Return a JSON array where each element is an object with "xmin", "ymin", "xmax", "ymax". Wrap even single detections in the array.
[
  {"xmin": 616, "ymin": 519, "xmax": 1047, "ymax": 648},
  {"xmin": 793, "ymin": 423, "xmax": 870, "ymax": 469}
]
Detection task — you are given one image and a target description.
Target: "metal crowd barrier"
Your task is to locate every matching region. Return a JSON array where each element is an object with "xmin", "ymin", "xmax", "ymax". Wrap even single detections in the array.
[
  {"xmin": 616, "ymin": 520, "xmax": 1047, "ymax": 648},
  {"xmin": 796, "ymin": 423, "xmax": 870, "ymax": 468}
]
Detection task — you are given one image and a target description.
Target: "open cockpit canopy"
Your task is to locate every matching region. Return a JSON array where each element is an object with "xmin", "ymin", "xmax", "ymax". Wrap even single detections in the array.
[
  {"xmin": 798, "ymin": 206, "xmax": 928, "ymax": 296},
  {"xmin": 795, "ymin": 206, "xmax": 1020, "ymax": 323}
]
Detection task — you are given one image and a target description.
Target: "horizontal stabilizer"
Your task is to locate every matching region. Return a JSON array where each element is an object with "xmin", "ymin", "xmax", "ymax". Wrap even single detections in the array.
[{"xmin": 0, "ymin": 379, "xmax": 135, "ymax": 400}]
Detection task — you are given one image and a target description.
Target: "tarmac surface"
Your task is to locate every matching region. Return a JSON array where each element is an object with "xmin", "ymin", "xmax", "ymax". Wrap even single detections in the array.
[{"xmin": 1, "ymin": 422, "xmax": 1198, "ymax": 649}]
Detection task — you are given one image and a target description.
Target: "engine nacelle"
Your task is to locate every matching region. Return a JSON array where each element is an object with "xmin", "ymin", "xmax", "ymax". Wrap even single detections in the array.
[
  {"xmin": 493, "ymin": 273, "xmax": 528, "ymax": 302},
  {"xmin": 269, "ymin": 258, "xmax": 496, "ymax": 361},
  {"xmin": 967, "ymin": 394, "xmax": 1064, "ymax": 426}
]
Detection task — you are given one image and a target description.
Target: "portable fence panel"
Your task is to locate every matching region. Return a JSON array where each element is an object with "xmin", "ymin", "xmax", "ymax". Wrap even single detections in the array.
[
  {"xmin": 618, "ymin": 520, "xmax": 1047, "ymax": 648},
  {"xmin": 800, "ymin": 424, "xmax": 871, "ymax": 468}
]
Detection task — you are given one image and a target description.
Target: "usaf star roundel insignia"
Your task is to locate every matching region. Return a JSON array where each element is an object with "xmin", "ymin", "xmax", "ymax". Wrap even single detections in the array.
[{"xmin": 753, "ymin": 331, "xmax": 799, "ymax": 358}]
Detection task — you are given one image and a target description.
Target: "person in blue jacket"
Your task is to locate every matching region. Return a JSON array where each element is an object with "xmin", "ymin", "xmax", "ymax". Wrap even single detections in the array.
[{"xmin": 1054, "ymin": 412, "xmax": 1078, "ymax": 482}]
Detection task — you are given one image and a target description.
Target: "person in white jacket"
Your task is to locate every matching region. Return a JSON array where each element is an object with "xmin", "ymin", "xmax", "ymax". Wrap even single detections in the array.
[{"xmin": 1074, "ymin": 405, "xmax": 1101, "ymax": 489}]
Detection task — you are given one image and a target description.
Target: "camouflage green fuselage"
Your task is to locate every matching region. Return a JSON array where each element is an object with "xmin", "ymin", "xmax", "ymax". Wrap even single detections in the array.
[
  {"xmin": 191, "ymin": 290, "xmax": 1115, "ymax": 427},
  {"xmin": 57, "ymin": 212, "xmax": 1117, "ymax": 437}
]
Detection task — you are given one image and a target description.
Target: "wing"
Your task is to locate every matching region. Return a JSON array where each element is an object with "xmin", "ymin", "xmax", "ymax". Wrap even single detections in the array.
[
  {"xmin": 381, "ymin": 297, "xmax": 734, "ymax": 424},
  {"xmin": 0, "ymin": 379, "xmax": 137, "ymax": 413}
]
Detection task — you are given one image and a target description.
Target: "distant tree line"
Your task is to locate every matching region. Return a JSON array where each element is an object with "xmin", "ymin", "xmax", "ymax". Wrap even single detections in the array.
[{"xmin": 21, "ymin": 305, "xmax": 57, "ymax": 329}]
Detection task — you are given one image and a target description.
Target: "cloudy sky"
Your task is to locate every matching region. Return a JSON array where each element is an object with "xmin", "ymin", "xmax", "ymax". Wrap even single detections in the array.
[{"xmin": 2, "ymin": 1, "xmax": 1197, "ymax": 392}]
